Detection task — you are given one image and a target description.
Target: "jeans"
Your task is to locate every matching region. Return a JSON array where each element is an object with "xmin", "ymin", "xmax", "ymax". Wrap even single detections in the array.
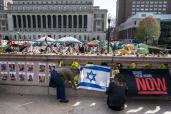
[{"xmin": 56, "ymin": 84, "xmax": 66, "ymax": 100}]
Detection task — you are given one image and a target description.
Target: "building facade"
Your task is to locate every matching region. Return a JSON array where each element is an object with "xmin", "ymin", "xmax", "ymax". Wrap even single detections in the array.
[
  {"xmin": 0, "ymin": 0, "xmax": 107, "ymax": 41},
  {"xmin": 116, "ymin": 0, "xmax": 171, "ymax": 26},
  {"xmin": 118, "ymin": 13, "xmax": 171, "ymax": 43},
  {"xmin": 0, "ymin": 0, "xmax": 8, "ymax": 36}
]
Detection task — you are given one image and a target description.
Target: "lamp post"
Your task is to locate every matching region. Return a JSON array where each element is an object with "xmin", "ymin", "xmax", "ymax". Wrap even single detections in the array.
[
  {"xmin": 17, "ymin": 32, "xmax": 20, "ymax": 42},
  {"xmin": 107, "ymin": 17, "xmax": 111, "ymax": 53}
]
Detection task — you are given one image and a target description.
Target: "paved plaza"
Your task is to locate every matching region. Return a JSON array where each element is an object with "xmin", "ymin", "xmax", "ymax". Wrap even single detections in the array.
[{"xmin": 0, "ymin": 93, "xmax": 171, "ymax": 114}]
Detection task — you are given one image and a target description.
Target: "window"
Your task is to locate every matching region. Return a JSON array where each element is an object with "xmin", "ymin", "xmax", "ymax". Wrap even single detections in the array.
[
  {"xmin": 97, "ymin": 20, "xmax": 101, "ymax": 25},
  {"xmin": 84, "ymin": 35, "xmax": 87, "ymax": 40},
  {"xmin": 150, "ymin": 5, "xmax": 153, "ymax": 7},
  {"xmin": 163, "ymin": 5, "xmax": 167, "ymax": 7},
  {"xmin": 155, "ymin": 1, "xmax": 158, "ymax": 4},
  {"xmin": 141, "ymin": 14, "xmax": 146, "ymax": 17},
  {"xmin": 164, "ymin": 1, "xmax": 167, "ymax": 4},
  {"xmin": 146, "ymin": 1, "xmax": 149, "ymax": 4},
  {"xmin": 159, "ymin": 1, "xmax": 162, "ymax": 4},
  {"xmin": 97, "ymin": 36, "xmax": 100, "ymax": 40},
  {"xmin": 159, "ymin": 5, "xmax": 162, "ymax": 7},
  {"xmin": 134, "ymin": 21, "xmax": 136, "ymax": 25}
]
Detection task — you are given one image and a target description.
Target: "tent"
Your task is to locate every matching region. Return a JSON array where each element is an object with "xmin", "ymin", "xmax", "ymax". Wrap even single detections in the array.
[
  {"xmin": 56, "ymin": 37, "xmax": 82, "ymax": 44},
  {"xmin": 87, "ymin": 41, "xmax": 98, "ymax": 47},
  {"xmin": 36, "ymin": 36, "xmax": 55, "ymax": 42}
]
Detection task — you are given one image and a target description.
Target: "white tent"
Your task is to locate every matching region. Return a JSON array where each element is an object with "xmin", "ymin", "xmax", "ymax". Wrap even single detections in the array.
[
  {"xmin": 56, "ymin": 37, "xmax": 82, "ymax": 44},
  {"xmin": 36, "ymin": 36, "xmax": 55, "ymax": 42}
]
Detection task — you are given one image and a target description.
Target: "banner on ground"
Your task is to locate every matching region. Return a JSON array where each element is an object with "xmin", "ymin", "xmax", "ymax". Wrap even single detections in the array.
[
  {"xmin": 120, "ymin": 69, "xmax": 171, "ymax": 96},
  {"xmin": 78, "ymin": 65, "xmax": 111, "ymax": 92}
]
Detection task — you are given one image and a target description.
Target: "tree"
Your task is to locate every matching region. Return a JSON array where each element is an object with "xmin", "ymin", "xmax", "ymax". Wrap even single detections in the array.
[{"xmin": 136, "ymin": 16, "xmax": 161, "ymax": 44}]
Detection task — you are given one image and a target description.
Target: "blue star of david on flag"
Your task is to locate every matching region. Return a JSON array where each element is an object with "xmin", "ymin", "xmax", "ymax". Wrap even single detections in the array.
[{"xmin": 87, "ymin": 71, "xmax": 96, "ymax": 82}]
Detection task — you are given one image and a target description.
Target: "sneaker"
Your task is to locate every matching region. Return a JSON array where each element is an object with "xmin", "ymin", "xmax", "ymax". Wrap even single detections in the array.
[{"xmin": 60, "ymin": 99, "xmax": 69, "ymax": 103}]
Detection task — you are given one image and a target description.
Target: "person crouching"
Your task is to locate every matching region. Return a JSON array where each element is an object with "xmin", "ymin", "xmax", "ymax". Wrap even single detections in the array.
[
  {"xmin": 106, "ymin": 73, "xmax": 127, "ymax": 111},
  {"xmin": 49, "ymin": 67, "xmax": 69, "ymax": 103}
]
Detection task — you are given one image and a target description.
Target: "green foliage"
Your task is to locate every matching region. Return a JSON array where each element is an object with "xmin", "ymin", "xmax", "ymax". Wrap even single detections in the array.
[
  {"xmin": 59, "ymin": 61, "xmax": 65, "ymax": 67},
  {"xmin": 159, "ymin": 64, "xmax": 168, "ymax": 69},
  {"xmin": 148, "ymin": 46, "xmax": 163, "ymax": 54},
  {"xmin": 136, "ymin": 16, "xmax": 161, "ymax": 43},
  {"xmin": 129, "ymin": 63, "xmax": 137, "ymax": 69},
  {"xmin": 143, "ymin": 64, "xmax": 152, "ymax": 69},
  {"xmin": 71, "ymin": 61, "xmax": 80, "ymax": 69},
  {"xmin": 92, "ymin": 37, "xmax": 96, "ymax": 41},
  {"xmin": 3, "ymin": 36, "xmax": 9, "ymax": 40},
  {"xmin": 136, "ymin": 43, "xmax": 149, "ymax": 55}
]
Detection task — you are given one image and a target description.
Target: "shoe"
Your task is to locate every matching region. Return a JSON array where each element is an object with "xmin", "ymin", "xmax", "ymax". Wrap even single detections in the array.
[{"xmin": 60, "ymin": 99, "xmax": 69, "ymax": 103}]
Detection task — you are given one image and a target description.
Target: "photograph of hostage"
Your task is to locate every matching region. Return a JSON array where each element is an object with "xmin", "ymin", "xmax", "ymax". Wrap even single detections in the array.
[
  {"xmin": 38, "ymin": 74, "xmax": 45, "ymax": 83},
  {"xmin": 18, "ymin": 63, "xmax": 25, "ymax": 71},
  {"xmin": 27, "ymin": 74, "xmax": 34, "ymax": 81},
  {"xmin": 2, "ymin": 73, "xmax": 8, "ymax": 80},
  {"xmin": 1, "ymin": 63, "xmax": 7, "ymax": 71},
  {"xmin": 9, "ymin": 63, "xmax": 15, "ymax": 71},
  {"xmin": 39, "ymin": 64, "xmax": 46, "ymax": 73},
  {"xmin": 19, "ymin": 73, "xmax": 25, "ymax": 81},
  {"xmin": 49, "ymin": 67, "xmax": 69, "ymax": 103}
]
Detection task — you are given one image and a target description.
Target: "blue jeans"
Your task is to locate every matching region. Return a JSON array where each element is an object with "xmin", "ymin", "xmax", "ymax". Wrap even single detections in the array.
[{"xmin": 56, "ymin": 84, "xmax": 66, "ymax": 100}]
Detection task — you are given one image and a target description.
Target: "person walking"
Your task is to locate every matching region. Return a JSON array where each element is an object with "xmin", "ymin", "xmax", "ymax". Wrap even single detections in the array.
[{"xmin": 49, "ymin": 68, "xmax": 69, "ymax": 103}]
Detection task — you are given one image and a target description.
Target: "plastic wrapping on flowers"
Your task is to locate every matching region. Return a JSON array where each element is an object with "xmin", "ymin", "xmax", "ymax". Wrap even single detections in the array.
[
  {"xmin": 159, "ymin": 64, "xmax": 168, "ymax": 69},
  {"xmin": 129, "ymin": 63, "xmax": 137, "ymax": 69},
  {"xmin": 136, "ymin": 43, "xmax": 149, "ymax": 55},
  {"xmin": 71, "ymin": 61, "xmax": 80, "ymax": 69}
]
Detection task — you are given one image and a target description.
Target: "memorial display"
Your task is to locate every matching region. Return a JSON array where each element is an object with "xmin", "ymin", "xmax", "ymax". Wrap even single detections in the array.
[
  {"xmin": 18, "ymin": 62, "xmax": 25, "ymax": 72},
  {"xmin": 38, "ymin": 73, "xmax": 45, "ymax": 83},
  {"xmin": 27, "ymin": 62, "xmax": 34, "ymax": 72},
  {"xmin": 39, "ymin": 63, "xmax": 46, "ymax": 73},
  {"xmin": 19, "ymin": 72, "xmax": 26, "ymax": 81},
  {"xmin": 9, "ymin": 72, "xmax": 16, "ymax": 81},
  {"xmin": 27, "ymin": 73, "xmax": 34, "ymax": 81}
]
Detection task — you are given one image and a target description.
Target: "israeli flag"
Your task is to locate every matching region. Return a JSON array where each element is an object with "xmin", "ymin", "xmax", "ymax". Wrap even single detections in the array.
[{"xmin": 78, "ymin": 65, "xmax": 111, "ymax": 92}]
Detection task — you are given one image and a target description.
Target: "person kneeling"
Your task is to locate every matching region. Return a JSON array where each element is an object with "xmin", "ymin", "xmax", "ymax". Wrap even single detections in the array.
[{"xmin": 106, "ymin": 74, "xmax": 127, "ymax": 111}]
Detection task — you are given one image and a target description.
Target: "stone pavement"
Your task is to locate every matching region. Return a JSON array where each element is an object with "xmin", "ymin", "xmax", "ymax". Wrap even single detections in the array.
[{"xmin": 0, "ymin": 94, "xmax": 171, "ymax": 114}]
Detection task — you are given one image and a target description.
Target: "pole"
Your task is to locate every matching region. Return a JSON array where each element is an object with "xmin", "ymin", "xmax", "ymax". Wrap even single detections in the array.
[{"xmin": 107, "ymin": 18, "xmax": 111, "ymax": 53}]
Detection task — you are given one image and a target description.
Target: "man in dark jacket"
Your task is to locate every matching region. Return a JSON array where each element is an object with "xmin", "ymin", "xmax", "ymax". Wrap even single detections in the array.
[
  {"xmin": 106, "ymin": 74, "xmax": 127, "ymax": 111},
  {"xmin": 50, "ymin": 69, "xmax": 69, "ymax": 103}
]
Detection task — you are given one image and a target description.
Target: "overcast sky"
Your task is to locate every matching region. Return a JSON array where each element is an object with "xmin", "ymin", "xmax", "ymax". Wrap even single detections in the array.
[{"xmin": 94, "ymin": 0, "xmax": 117, "ymax": 18}]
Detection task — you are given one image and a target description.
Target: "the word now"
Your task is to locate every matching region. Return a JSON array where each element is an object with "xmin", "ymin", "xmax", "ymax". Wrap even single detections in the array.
[{"xmin": 135, "ymin": 77, "xmax": 168, "ymax": 95}]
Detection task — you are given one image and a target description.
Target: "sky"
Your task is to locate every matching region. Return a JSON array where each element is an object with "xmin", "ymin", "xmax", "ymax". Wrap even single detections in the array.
[{"xmin": 94, "ymin": 0, "xmax": 117, "ymax": 18}]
